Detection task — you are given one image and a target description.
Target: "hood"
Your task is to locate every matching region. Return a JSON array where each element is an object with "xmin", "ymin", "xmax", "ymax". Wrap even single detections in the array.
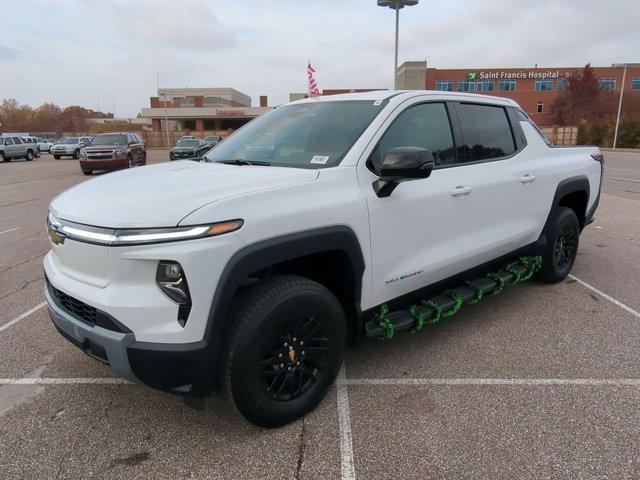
[{"xmin": 50, "ymin": 161, "xmax": 319, "ymax": 228}]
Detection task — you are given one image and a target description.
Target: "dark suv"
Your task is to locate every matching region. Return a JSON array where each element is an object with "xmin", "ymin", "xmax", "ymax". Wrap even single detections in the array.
[{"xmin": 79, "ymin": 132, "xmax": 146, "ymax": 175}]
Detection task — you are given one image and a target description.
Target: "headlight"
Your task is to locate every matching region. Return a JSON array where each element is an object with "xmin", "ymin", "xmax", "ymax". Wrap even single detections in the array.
[
  {"xmin": 79, "ymin": 149, "xmax": 87, "ymax": 159},
  {"xmin": 156, "ymin": 261, "xmax": 191, "ymax": 326},
  {"xmin": 47, "ymin": 212, "xmax": 243, "ymax": 246},
  {"xmin": 113, "ymin": 148, "xmax": 127, "ymax": 156}
]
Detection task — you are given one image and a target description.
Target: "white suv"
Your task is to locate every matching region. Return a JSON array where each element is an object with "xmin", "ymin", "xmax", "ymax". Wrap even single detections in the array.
[{"xmin": 44, "ymin": 91, "xmax": 602, "ymax": 427}]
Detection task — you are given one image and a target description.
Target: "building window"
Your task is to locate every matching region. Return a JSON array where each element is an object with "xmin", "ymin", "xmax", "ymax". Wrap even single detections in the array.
[
  {"xmin": 537, "ymin": 102, "xmax": 544, "ymax": 113},
  {"xmin": 457, "ymin": 80, "xmax": 476, "ymax": 92},
  {"xmin": 435, "ymin": 80, "xmax": 453, "ymax": 92},
  {"xmin": 534, "ymin": 80, "xmax": 553, "ymax": 91},
  {"xmin": 632, "ymin": 78, "xmax": 640, "ymax": 90},
  {"xmin": 499, "ymin": 79, "xmax": 517, "ymax": 91},
  {"xmin": 476, "ymin": 81, "xmax": 494, "ymax": 92},
  {"xmin": 557, "ymin": 78, "xmax": 567, "ymax": 90},
  {"xmin": 598, "ymin": 78, "xmax": 616, "ymax": 90}
]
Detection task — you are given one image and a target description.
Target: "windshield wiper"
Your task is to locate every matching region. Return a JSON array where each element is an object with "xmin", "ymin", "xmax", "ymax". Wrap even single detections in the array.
[{"xmin": 216, "ymin": 159, "xmax": 271, "ymax": 166}]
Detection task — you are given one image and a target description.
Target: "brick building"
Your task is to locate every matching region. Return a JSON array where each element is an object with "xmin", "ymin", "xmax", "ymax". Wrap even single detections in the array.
[
  {"xmin": 397, "ymin": 62, "xmax": 640, "ymax": 126},
  {"xmin": 141, "ymin": 87, "xmax": 272, "ymax": 134}
]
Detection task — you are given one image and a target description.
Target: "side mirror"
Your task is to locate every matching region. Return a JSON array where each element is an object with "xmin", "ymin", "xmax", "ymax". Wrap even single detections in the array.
[{"xmin": 372, "ymin": 146, "xmax": 434, "ymax": 198}]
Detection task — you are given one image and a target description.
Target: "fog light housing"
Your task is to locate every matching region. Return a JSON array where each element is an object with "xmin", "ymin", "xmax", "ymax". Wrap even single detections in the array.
[{"xmin": 156, "ymin": 261, "xmax": 191, "ymax": 327}]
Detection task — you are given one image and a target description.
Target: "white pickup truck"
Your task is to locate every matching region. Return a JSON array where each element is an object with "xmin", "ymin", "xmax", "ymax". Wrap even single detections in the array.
[{"xmin": 44, "ymin": 91, "xmax": 602, "ymax": 427}]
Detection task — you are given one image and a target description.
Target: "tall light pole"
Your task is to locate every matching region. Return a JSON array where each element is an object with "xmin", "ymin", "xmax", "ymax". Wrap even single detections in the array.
[
  {"xmin": 613, "ymin": 63, "xmax": 628, "ymax": 149},
  {"xmin": 377, "ymin": 0, "xmax": 419, "ymax": 89}
]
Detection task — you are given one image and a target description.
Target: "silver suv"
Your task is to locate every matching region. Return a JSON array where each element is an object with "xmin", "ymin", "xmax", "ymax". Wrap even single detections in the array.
[
  {"xmin": 0, "ymin": 136, "xmax": 37, "ymax": 162},
  {"xmin": 51, "ymin": 136, "xmax": 92, "ymax": 159}
]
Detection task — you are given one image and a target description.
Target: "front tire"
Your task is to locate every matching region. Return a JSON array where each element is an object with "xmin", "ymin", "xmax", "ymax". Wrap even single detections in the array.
[
  {"xmin": 53, "ymin": 155, "xmax": 60, "ymax": 160},
  {"xmin": 81, "ymin": 167, "xmax": 92, "ymax": 175},
  {"xmin": 536, "ymin": 207, "xmax": 580, "ymax": 283},
  {"xmin": 73, "ymin": 149, "xmax": 80, "ymax": 159},
  {"xmin": 224, "ymin": 275, "xmax": 346, "ymax": 428}
]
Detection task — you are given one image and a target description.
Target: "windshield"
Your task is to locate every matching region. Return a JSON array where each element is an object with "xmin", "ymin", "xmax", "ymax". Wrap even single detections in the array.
[
  {"xmin": 92, "ymin": 134, "xmax": 127, "ymax": 146},
  {"xmin": 204, "ymin": 100, "xmax": 385, "ymax": 168},
  {"xmin": 60, "ymin": 137, "xmax": 79, "ymax": 144},
  {"xmin": 176, "ymin": 139, "xmax": 200, "ymax": 148}
]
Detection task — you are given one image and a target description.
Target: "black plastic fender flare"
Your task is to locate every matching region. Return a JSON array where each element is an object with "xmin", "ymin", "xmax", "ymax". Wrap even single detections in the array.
[
  {"xmin": 206, "ymin": 226, "xmax": 364, "ymax": 387},
  {"xmin": 538, "ymin": 175, "xmax": 590, "ymax": 251}
]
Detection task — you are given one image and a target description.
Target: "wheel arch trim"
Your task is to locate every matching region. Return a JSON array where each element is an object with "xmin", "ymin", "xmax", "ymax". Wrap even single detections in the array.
[{"xmin": 541, "ymin": 175, "xmax": 590, "ymax": 237}]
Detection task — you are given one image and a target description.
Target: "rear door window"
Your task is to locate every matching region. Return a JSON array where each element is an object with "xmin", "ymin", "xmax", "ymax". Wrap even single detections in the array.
[
  {"xmin": 4, "ymin": 138, "xmax": 13, "ymax": 145},
  {"xmin": 12, "ymin": 137, "xmax": 22, "ymax": 144},
  {"xmin": 457, "ymin": 103, "xmax": 516, "ymax": 161}
]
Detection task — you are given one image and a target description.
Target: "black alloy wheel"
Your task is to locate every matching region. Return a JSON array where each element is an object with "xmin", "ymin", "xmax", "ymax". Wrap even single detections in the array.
[
  {"xmin": 224, "ymin": 275, "xmax": 346, "ymax": 427},
  {"xmin": 536, "ymin": 206, "xmax": 580, "ymax": 283},
  {"xmin": 552, "ymin": 223, "xmax": 578, "ymax": 271},
  {"xmin": 258, "ymin": 315, "xmax": 332, "ymax": 402}
]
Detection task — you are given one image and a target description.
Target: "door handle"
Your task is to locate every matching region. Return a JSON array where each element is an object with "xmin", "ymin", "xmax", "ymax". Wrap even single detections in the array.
[
  {"xmin": 451, "ymin": 185, "xmax": 472, "ymax": 196},
  {"xmin": 520, "ymin": 174, "xmax": 536, "ymax": 184}
]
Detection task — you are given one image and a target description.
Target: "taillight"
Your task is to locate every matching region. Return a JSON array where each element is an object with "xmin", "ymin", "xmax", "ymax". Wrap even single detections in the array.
[{"xmin": 591, "ymin": 153, "xmax": 604, "ymax": 165}]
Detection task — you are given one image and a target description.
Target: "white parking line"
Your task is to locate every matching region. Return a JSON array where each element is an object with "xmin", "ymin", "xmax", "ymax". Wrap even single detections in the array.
[
  {"xmin": 0, "ymin": 377, "xmax": 131, "ymax": 385},
  {"xmin": 569, "ymin": 274, "xmax": 640, "ymax": 319},
  {"xmin": 342, "ymin": 378, "xmax": 640, "ymax": 386},
  {"xmin": 0, "ymin": 227, "xmax": 21, "ymax": 236},
  {"xmin": 336, "ymin": 363, "xmax": 356, "ymax": 480},
  {"xmin": 607, "ymin": 176, "xmax": 640, "ymax": 184},
  {"xmin": 0, "ymin": 302, "xmax": 46, "ymax": 333}
]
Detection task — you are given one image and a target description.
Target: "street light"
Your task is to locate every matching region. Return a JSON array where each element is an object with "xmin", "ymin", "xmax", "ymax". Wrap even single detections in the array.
[{"xmin": 377, "ymin": 0, "xmax": 419, "ymax": 89}]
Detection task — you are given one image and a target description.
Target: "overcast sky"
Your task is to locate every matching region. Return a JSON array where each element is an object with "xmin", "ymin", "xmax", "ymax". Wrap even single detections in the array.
[{"xmin": 2, "ymin": 0, "xmax": 638, "ymax": 116}]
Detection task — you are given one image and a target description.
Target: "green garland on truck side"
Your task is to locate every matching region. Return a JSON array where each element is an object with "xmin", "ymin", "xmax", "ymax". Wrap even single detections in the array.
[{"xmin": 377, "ymin": 256, "xmax": 543, "ymax": 340}]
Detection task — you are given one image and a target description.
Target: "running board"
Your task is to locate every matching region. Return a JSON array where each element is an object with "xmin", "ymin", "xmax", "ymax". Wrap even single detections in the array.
[{"xmin": 364, "ymin": 258, "xmax": 541, "ymax": 339}]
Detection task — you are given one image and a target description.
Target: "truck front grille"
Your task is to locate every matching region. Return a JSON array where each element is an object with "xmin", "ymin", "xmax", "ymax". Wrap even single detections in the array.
[
  {"xmin": 45, "ymin": 278, "xmax": 131, "ymax": 333},
  {"xmin": 87, "ymin": 151, "xmax": 114, "ymax": 159},
  {"xmin": 47, "ymin": 280, "xmax": 97, "ymax": 324}
]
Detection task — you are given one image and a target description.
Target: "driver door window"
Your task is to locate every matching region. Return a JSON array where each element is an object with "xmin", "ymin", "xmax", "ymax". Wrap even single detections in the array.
[{"xmin": 371, "ymin": 103, "xmax": 456, "ymax": 172}]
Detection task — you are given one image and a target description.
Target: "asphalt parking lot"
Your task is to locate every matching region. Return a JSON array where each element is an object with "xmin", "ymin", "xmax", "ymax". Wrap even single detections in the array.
[{"xmin": 1, "ymin": 150, "xmax": 639, "ymax": 479}]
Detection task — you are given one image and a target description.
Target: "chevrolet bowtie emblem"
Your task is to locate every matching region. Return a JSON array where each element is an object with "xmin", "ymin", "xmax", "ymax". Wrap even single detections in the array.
[{"xmin": 48, "ymin": 227, "xmax": 65, "ymax": 245}]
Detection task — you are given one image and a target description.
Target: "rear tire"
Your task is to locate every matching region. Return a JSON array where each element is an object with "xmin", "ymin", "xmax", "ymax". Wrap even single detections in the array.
[
  {"xmin": 25, "ymin": 150, "xmax": 34, "ymax": 161},
  {"xmin": 127, "ymin": 155, "xmax": 133, "ymax": 168},
  {"xmin": 536, "ymin": 207, "xmax": 580, "ymax": 283},
  {"xmin": 224, "ymin": 275, "xmax": 346, "ymax": 428},
  {"xmin": 0, "ymin": 152, "xmax": 5, "ymax": 162}
]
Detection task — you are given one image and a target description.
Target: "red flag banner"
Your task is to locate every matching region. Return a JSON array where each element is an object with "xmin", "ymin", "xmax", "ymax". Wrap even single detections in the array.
[{"xmin": 307, "ymin": 63, "xmax": 320, "ymax": 96}]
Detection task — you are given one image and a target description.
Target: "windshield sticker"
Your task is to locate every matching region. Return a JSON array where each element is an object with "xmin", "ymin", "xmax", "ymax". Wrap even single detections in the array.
[
  {"xmin": 373, "ymin": 100, "xmax": 383, "ymax": 106},
  {"xmin": 310, "ymin": 155, "xmax": 329, "ymax": 165}
]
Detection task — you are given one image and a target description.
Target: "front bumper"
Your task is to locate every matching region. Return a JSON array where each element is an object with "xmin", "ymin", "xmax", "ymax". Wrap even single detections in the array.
[
  {"xmin": 45, "ymin": 283, "xmax": 138, "ymax": 382},
  {"xmin": 43, "ymin": 230, "xmax": 243, "ymax": 394},
  {"xmin": 51, "ymin": 148, "xmax": 76, "ymax": 156},
  {"xmin": 79, "ymin": 157, "xmax": 127, "ymax": 170},
  {"xmin": 46, "ymin": 281, "xmax": 212, "ymax": 394}
]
